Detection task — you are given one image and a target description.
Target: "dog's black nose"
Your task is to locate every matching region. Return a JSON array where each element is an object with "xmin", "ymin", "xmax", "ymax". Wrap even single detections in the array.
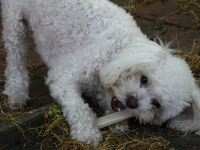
[{"xmin": 127, "ymin": 96, "xmax": 138, "ymax": 109}]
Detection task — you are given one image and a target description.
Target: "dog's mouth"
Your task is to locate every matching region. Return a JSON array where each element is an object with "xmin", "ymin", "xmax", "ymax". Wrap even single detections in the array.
[{"xmin": 111, "ymin": 97, "xmax": 126, "ymax": 111}]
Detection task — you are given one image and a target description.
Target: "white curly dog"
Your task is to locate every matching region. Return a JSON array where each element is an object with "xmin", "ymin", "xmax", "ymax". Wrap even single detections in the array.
[{"xmin": 2, "ymin": 0, "xmax": 200, "ymax": 146}]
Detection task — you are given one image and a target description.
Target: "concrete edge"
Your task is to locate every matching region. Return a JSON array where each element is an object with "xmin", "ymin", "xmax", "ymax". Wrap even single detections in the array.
[{"xmin": 0, "ymin": 103, "xmax": 55, "ymax": 147}]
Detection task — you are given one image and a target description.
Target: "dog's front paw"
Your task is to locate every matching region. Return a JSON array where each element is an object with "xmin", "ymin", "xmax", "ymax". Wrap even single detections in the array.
[
  {"xmin": 109, "ymin": 120, "xmax": 129, "ymax": 133},
  {"xmin": 70, "ymin": 127, "xmax": 103, "ymax": 147},
  {"xmin": 3, "ymin": 94, "xmax": 27, "ymax": 110}
]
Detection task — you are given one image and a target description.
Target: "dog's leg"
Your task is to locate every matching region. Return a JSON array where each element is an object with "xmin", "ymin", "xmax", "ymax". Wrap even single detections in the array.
[
  {"xmin": 48, "ymin": 79, "xmax": 103, "ymax": 146},
  {"xmin": 109, "ymin": 121, "xmax": 129, "ymax": 133},
  {"xmin": 2, "ymin": 1, "xmax": 29, "ymax": 109},
  {"xmin": 104, "ymin": 109, "xmax": 129, "ymax": 133}
]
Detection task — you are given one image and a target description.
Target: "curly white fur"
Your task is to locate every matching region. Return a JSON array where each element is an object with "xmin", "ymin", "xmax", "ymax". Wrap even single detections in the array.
[{"xmin": 2, "ymin": 0, "xmax": 200, "ymax": 146}]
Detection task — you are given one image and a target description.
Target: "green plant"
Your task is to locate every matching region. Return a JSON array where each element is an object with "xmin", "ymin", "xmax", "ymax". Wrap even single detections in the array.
[
  {"xmin": 48, "ymin": 105, "xmax": 63, "ymax": 122},
  {"xmin": 25, "ymin": 98, "xmax": 31, "ymax": 106}
]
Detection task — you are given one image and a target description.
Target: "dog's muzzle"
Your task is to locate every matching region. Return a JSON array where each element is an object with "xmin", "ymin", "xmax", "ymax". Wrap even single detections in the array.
[
  {"xmin": 126, "ymin": 95, "xmax": 138, "ymax": 109},
  {"xmin": 111, "ymin": 96, "xmax": 138, "ymax": 111}
]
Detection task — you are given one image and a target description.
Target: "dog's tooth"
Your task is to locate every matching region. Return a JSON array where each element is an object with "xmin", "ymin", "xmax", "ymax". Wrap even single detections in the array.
[{"xmin": 118, "ymin": 108, "xmax": 121, "ymax": 111}]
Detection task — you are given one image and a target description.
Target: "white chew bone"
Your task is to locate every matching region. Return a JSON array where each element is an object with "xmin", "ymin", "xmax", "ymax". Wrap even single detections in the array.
[{"xmin": 96, "ymin": 109, "xmax": 135, "ymax": 129}]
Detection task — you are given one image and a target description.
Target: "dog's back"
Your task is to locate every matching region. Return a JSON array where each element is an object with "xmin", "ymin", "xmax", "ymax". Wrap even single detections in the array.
[{"xmin": 2, "ymin": 0, "xmax": 146, "ymax": 67}]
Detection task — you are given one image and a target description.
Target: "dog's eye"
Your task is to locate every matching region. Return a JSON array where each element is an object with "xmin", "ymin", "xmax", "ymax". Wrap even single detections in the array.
[
  {"xmin": 140, "ymin": 75, "xmax": 148, "ymax": 85},
  {"xmin": 151, "ymin": 99, "xmax": 161, "ymax": 109}
]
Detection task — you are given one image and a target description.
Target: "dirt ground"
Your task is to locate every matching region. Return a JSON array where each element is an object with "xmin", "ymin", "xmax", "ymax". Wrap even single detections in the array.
[{"xmin": 0, "ymin": 0, "xmax": 200, "ymax": 149}]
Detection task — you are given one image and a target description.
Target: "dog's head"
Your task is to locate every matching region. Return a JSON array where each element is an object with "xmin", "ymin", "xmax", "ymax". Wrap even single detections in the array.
[{"xmin": 100, "ymin": 40, "xmax": 200, "ymax": 132}]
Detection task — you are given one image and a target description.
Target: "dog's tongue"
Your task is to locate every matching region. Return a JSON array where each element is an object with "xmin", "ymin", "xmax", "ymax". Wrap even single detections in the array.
[{"xmin": 111, "ymin": 97, "xmax": 126, "ymax": 111}]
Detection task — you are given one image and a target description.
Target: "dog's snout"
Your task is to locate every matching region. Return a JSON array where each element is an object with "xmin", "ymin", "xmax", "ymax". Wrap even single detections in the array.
[{"xmin": 127, "ymin": 95, "xmax": 138, "ymax": 109}]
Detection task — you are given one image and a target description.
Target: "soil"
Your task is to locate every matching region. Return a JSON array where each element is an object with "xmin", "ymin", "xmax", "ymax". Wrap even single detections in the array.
[{"xmin": 0, "ymin": 0, "xmax": 200, "ymax": 149}]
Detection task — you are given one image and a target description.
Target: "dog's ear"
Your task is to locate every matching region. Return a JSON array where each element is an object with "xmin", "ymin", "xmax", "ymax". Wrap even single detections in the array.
[
  {"xmin": 168, "ymin": 85, "xmax": 200, "ymax": 134},
  {"xmin": 99, "ymin": 41, "xmax": 170, "ymax": 89}
]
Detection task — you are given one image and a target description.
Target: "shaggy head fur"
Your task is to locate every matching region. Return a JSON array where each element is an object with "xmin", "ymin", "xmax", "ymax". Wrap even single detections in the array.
[{"xmin": 100, "ymin": 40, "xmax": 200, "ymax": 133}]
